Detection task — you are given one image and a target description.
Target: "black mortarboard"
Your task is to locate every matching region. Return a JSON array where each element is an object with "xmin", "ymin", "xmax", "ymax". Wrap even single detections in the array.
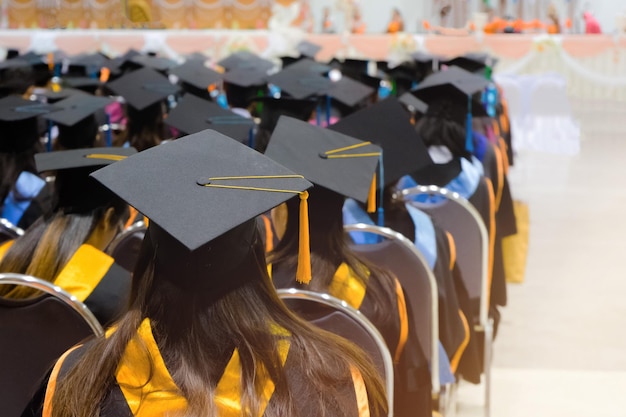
[
  {"xmin": 296, "ymin": 40, "xmax": 322, "ymax": 59},
  {"xmin": 267, "ymin": 69, "xmax": 330, "ymax": 100},
  {"xmin": 34, "ymin": 87, "xmax": 88, "ymax": 104},
  {"xmin": 0, "ymin": 96, "xmax": 58, "ymax": 152},
  {"xmin": 444, "ymin": 53, "xmax": 498, "ymax": 75},
  {"xmin": 63, "ymin": 77, "xmax": 103, "ymax": 94},
  {"xmin": 42, "ymin": 95, "xmax": 113, "ymax": 127},
  {"xmin": 222, "ymin": 68, "xmax": 268, "ymax": 109},
  {"xmin": 164, "ymin": 94, "xmax": 254, "ymax": 142},
  {"xmin": 106, "ymin": 67, "xmax": 180, "ymax": 111},
  {"xmin": 329, "ymin": 98, "xmax": 432, "ymax": 187},
  {"xmin": 399, "ymin": 92, "xmax": 428, "ymax": 115},
  {"xmin": 328, "ymin": 76, "xmax": 374, "ymax": 109},
  {"xmin": 129, "ymin": 54, "xmax": 178, "ymax": 72},
  {"xmin": 217, "ymin": 51, "xmax": 275, "ymax": 72},
  {"xmin": 281, "ymin": 58, "xmax": 330, "ymax": 75},
  {"xmin": 67, "ymin": 53, "xmax": 109, "ymax": 77},
  {"xmin": 249, "ymin": 96, "xmax": 317, "ymax": 131},
  {"xmin": 169, "ymin": 60, "xmax": 222, "ymax": 91},
  {"xmin": 265, "ymin": 116, "xmax": 381, "ymax": 204},
  {"xmin": 337, "ymin": 58, "xmax": 387, "ymax": 90},
  {"xmin": 90, "ymin": 130, "xmax": 313, "ymax": 285},
  {"xmin": 412, "ymin": 66, "xmax": 488, "ymax": 152},
  {"xmin": 35, "ymin": 147, "xmax": 137, "ymax": 214},
  {"xmin": 387, "ymin": 61, "xmax": 418, "ymax": 95}
]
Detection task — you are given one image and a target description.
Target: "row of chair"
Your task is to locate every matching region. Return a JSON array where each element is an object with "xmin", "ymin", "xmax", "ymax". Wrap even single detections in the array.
[{"xmin": 0, "ymin": 184, "xmax": 493, "ymax": 417}]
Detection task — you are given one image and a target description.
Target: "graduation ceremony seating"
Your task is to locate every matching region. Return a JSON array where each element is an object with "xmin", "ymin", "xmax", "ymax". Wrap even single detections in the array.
[
  {"xmin": 277, "ymin": 288, "xmax": 394, "ymax": 417},
  {"xmin": 398, "ymin": 185, "xmax": 494, "ymax": 417},
  {"xmin": 0, "ymin": 273, "xmax": 103, "ymax": 417},
  {"xmin": 0, "ymin": 218, "xmax": 24, "ymax": 244},
  {"xmin": 344, "ymin": 223, "xmax": 442, "ymax": 402},
  {"xmin": 106, "ymin": 221, "xmax": 147, "ymax": 273}
]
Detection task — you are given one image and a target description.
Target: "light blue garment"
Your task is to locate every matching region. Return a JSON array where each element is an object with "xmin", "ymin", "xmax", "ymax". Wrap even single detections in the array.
[
  {"xmin": 1, "ymin": 171, "xmax": 46, "ymax": 225},
  {"xmin": 404, "ymin": 203, "xmax": 437, "ymax": 270},
  {"xmin": 342, "ymin": 198, "xmax": 379, "ymax": 244},
  {"xmin": 399, "ymin": 156, "xmax": 484, "ymax": 203},
  {"xmin": 438, "ymin": 341, "xmax": 456, "ymax": 385}
]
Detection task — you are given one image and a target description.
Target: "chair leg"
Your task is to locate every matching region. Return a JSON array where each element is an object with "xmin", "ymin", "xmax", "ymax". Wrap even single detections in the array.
[{"xmin": 483, "ymin": 317, "xmax": 495, "ymax": 417}]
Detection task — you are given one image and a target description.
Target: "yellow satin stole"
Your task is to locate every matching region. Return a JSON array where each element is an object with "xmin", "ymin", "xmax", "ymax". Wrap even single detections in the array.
[{"xmin": 117, "ymin": 319, "xmax": 291, "ymax": 417}]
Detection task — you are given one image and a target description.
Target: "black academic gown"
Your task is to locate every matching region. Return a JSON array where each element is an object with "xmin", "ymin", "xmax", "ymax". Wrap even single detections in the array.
[{"xmin": 0, "ymin": 242, "xmax": 130, "ymax": 326}]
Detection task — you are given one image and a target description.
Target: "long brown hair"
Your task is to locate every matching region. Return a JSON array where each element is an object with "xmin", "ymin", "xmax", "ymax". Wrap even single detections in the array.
[
  {"xmin": 269, "ymin": 186, "xmax": 398, "ymax": 326},
  {"xmin": 126, "ymin": 102, "xmax": 166, "ymax": 152},
  {"xmin": 0, "ymin": 200, "xmax": 128, "ymax": 298},
  {"xmin": 51, "ymin": 227, "xmax": 388, "ymax": 417}
]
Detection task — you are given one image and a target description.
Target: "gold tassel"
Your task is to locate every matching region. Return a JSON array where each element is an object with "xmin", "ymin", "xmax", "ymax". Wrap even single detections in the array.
[
  {"xmin": 295, "ymin": 191, "xmax": 311, "ymax": 284},
  {"xmin": 100, "ymin": 67, "xmax": 111, "ymax": 83},
  {"xmin": 367, "ymin": 173, "xmax": 377, "ymax": 214},
  {"xmin": 47, "ymin": 53, "xmax": 54, "ymax": 71}
]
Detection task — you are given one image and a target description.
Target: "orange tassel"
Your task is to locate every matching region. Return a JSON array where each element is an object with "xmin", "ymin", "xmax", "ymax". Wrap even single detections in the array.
[
  {"xmin": 100, "ymin": 67, "xmax": 111, "ymax": 83},
  {"xmin": 367, "ymin": 173, "xmax": 377, "ymax": 214},
  {"xmin": 295, "ymin": 191, "xmax": 311, "ymax": 284},
  {"xmin": 47, "ymin": 53, "xmax": 54, "ymax": 71}
]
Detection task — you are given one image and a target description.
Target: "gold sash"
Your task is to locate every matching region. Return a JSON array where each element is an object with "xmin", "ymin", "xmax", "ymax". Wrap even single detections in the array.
[
  {"xmin": 328, "ymin": 263, "xmax": 367, "ymax": 310},
  {"xmin": 117, "ymin": 319, "xmax": 291, "ymax": 416}
]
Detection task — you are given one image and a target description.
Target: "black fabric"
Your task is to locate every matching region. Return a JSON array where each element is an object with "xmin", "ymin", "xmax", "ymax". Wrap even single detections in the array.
[
  {"xmin": 15, "ymin": 181, "xmax": 54, "ymax": 230},
  {"xmin": 410, "ymin": 158, "xmax": 462, "ymax": 187},
  {"xmin": 83, "ymin": 261, "xmax": 131, "ymax": 326},
  {"xmin": 0, "ymin": 294, "xmax": 94, "ymax": 417}
]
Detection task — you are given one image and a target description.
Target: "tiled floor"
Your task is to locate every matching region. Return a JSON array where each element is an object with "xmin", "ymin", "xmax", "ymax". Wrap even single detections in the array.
[{"xmin": 456, "ymin": 99, "xmax": 626, "ymax": 416}]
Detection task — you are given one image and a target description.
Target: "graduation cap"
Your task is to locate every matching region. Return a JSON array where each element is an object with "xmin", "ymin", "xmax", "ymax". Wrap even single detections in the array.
[
  {"xmin": 327, "ymin": 75, "xmax": 374, "ymax": 110},
  {"xmin": 169, "ymin": 60, "xmax": 222, "ymax": 91},
  {"xmin": 164, "ymin": 94, "xmax": 255, "ymax": 142},
  {"xmin": 412, "ymin": 66, "xmax": 488, "ymax": 152},
  {"xmin": 280, "ymin": 58, "xmax": 330, "ymax": 75},
  {"xmin": 0, "ymin": 96, "xmax": 60, "ymax": 152},
  {"xmin": 66, "ymin": 53, "xmax": 110, "ymax": 77},
  {"xmin": 91, "ymin": 130, "xmax": 314, "ymax": 285},
  {"xmin": 128, "ymin": 54, "xmax": 178, "ymax": 73},
  {"xmin": 43, "ymin": 95, "xmax": 113, "ymax": 149},
  {"xmin": 34, "ymin": 87, "xmax": 88, "ymax": 104},
  {"xmin": 398, "ymin": 92, "xmax": 428, "ymax": 115},
  {"xmin": 222, "ymin": 68, "xmax": 268, "ymax": 108},
  {"xmin": 296, "ymin": 40, "xmax": 322, "ymax": 59},
  {"xmin": 106, "ymin": 67, "xmax": 180, "ymax": 111},
  {"xmin": 266, "ymin": 116, "xmax": 381, "ymax": 208},
  {"xmin": 217, "ymin": 51, "xmax": 275, "ymax": 72},
  {"xmin": 337, "ymin": 58, "xmax": 387, "ymax": 90},
  {"xmin": 386, "ymin": 61, "xmax": 418, "ymax": 95},
  {"xmin": 444, "ymin": 53, "xmax": 498, "ymax": 76},
  {"xmin": 267, "ymin": 69, "xmax": 330, "ymax": 100},
  {"xmin": 63, "ymin": 77, "xmax": 103, "ymax": 94},
  {"xmin": 35, "ymin": 147, "xmax": 136, "ymax": 214},
  {"xmin": 249, "ymin": 96, "xmax": 317, "ymax": 132},
  {"xmin": 329, "ymin": 97, "xmax": 432, "ymax": 190}
]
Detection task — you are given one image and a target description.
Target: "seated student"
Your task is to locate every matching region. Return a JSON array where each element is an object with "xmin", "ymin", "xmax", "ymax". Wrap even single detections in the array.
[
  {"xmin": 265, "ymin": 117, "xmax": 431, "ymax": 417},
  {"xmin": 38, "ymin": 130, "xmax": 387, "ymax": 417},
  {"xmin": 386, "ymin": 8, "xmax": 404, "ymax": 33},
  {"xmin": 106, "ymin": 67, "xmax": 180, "ymax": 151},
  {"xmin": 331, "ymin": 98, "xmax": 477, "ymax": 383},
  {"xmin": 0, "ymin": 96, "xmax": 56, "ymax": 230},
  {"xmin": 43, "ymin": 95, "xmax": 114, "ymax": 150},
  {"xmin": 0, "ymin": 148, "xmax": 136, "ymax": 326}
]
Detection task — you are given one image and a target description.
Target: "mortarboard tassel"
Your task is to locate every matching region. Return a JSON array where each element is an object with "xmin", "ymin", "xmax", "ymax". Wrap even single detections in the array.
[
  {"xmin": 367, "ymin": 173, "xmax": 377, "ymax": 214},
  {"xmin": 465, "ymin": 97, "xmax": 474, "ymax": 154},
  {"xmin": 47, "ymin": 53, "xmax": 54, "ymax": 71},
  {"xmin": 296, "ymin": 191, "xmax": 311, "ymax": 284},
  {"xmin": 100, "ymin": 67, "xmax": 111, "ymax": 83}
]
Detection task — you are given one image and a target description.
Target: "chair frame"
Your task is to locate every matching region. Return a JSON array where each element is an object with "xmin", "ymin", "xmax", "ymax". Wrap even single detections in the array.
[
  {"xmin": 277, "ymin": 288, "xmax": 394, "ymax": 417},
  {"xmin": 0, "ymin": 273, "xmax": 104, "ymax": 337},
  {"xmin": 0, "ymin": 218, "xmax": 25, "ymax": 239},
  {"xmin": 344, "ymin": 223, "xmax": 441, "ymax": 396},
  {"xmin": 395, "ymin": 184, "xmax": 494, "ymax": 417},
  {"xmin": 106, "ymin": 221, "xmax": 147, "ymax": 256}
]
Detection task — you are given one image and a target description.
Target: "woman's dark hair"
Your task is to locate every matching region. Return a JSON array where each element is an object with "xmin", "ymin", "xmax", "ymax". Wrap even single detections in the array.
[
  {"xmin": 55, "ymin": 116, "xmax": 99, "ymax": 150},
  {"xmin": 416, "ymin": 102, "xmax": 470, "ymax": 159},
  {"xmin": 50, "ymin": 225, "xmax": 388, "ymax": 417},
  {"xmin": 0, "ymin": 117, "xmax": 43, "ymax": 204},
  {"xmin": 126, "ymin": 102, "xmax": 165, "ymax": 151},
  {"xmin": 269, "ymin": 186, "xmax": 398, "ymax": 326},
  {"xmin": 0, "ymin": 196, "xmax": 128, "ymax": 298}
]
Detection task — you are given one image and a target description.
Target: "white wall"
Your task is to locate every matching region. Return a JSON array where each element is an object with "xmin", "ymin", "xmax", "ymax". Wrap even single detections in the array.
[{"xmin": 306, "ymin": 0, "xmax": 625, "ymax": 34}]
